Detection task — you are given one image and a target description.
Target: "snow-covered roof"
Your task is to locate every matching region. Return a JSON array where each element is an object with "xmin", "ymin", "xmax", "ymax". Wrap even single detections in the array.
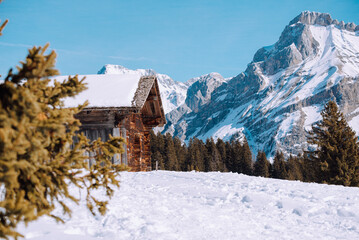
[{"xmin": 56, "ymin": 74, "xmax": 156, "ymax": 109}]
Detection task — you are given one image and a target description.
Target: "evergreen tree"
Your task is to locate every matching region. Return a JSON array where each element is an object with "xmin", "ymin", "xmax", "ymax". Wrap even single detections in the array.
[
  {"xmin": 149, "ymin": 130, "xmax": 157, "ymax": 155},
  {"xmin": 185, "ymin": 138, "xmax": 194, "ymax": 171},
  {"xmin": 272, "ymin": 151, "xmax": 288, "ymax": 179},
  {"xmin": 287, "ymin": 155, "xmax": 303, "ymax": 181},
  {"xmin": 187, "ymin": 138, "xmax": 206, "ymax": 171},
  {"xmin": 152, "ymin": 151, "xmax": 165, "ymax": 170},
  {"xmin": 156, "ymin": 131, "xmax": 165, "ymax": 156},
  {"xmin": 240, "ymin": 139, "xmax": 253, "ymax": 175},
  {"xmin": 197, "ymin": 138, "xmax": 207, "ymax": 171},
  {"xmin": 230, "ymin": 140, "xmax": 242, "ymax": 173},
  {"xmin": 173, "ymin": 136, "xmax": 187, "ymax": 171},
  {"xmin": 300, "ymin": 153, "xmax": 318, "ymax": 182},
  {"xmin": 150, "ymin": 130, "xmax": 158, "ymax": 170},
  {"xmin": 205, "ymin": 138, "xmax": 223, "ymax": 171},
  {"xmin": 253, "ymin": 151, "xmax": 270, "ymax": 177},
  {"xmin": 307, "ymin": 101, "xmax": 359, "ymax": 186},
  {"xmin": 204, "ymin": 139, "xmax": 211, "ymax": 172},
  {"xmin": 216, "ymin": 138, "xmax": 228, "ymax": 171},
  {"xmin": 0, "ymin": 43, "xmax": 126, "ymax": 238},
  {"xmin": 224, "ymin": 141, "xmax": 233, "ymax": 172},
  {"xmin": 164, "ymin": 133, "xmax": 179, "ymax": 170}
]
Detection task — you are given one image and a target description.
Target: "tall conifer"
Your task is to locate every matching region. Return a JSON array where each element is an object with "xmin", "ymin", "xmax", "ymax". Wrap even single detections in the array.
[
  {"xmin": 231, "ymin": 140, "xmax": 242, "ymax": 173},
  {"xmin": 164, "ymin": 133, "xmax": 179, "ymax": 170},
  {"xmin": 272, "ymin": 151, "xmax": 288, "ymax": 179},
  {"xmin": 287, "ymin": 155, "xmax": 303, "ymax": 181},
  {"xmin": 216, "ymin": 139, "xmax": 227, "ymax": 171},
  {"xmin": 173, "ymin": 136, "xmax": 186, "ymax": 171},
  {"xmin": 253, "ymin": 151, "xmax": 270, "ymax": 177},
  {"xmin": 225, "ymin": 141, "xmax": 233, "ymax": 172},
  {"xmin": 0, "ymin": 44, "xmax": 126, "ymax": 238},
  {"xmin": 307, "ymin": 101, "xmax": 359, "ymax": 186},
  {"xmin": 205, "ymin": 138, "xmax": 223, "ymax": 171},
  {"xmin": 240, "ymin": 139, "xmax": 253, "ymax": 175}
]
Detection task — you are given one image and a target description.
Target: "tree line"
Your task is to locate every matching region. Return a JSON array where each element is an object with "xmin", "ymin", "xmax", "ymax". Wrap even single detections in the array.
[
  {"xmin": 150, "ymin": 132, "xmax": 307, "ymax": 181},
  {"xmin": 151, "ymin": 101, "xmax": 359, "ymax": 187}
]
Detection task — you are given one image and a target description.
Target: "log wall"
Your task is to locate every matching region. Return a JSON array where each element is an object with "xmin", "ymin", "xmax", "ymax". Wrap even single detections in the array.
[
  {"xmin": 117, "ymin": 113, "xmax": 152, "ymax": 171},
  {"xmin": 75, "ymin": 100, "xmax": 163, "ymax": 172}
]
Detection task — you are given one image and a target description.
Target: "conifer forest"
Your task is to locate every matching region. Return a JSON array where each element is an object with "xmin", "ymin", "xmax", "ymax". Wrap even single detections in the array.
[{"xmin": 150, "ymin": 101, "xmax": 359, "ymax": 187}]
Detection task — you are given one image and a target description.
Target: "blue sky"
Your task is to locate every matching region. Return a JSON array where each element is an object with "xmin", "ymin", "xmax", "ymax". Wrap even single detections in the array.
[{"xmin": 0, "ymin": 0, "xmax": 358, "ymax": 82}]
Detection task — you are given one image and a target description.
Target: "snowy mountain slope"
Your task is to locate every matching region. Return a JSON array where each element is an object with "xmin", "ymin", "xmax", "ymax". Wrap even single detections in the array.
[
  {"xmin": 166, "ymin": 11, "xmax": 359, "ymax": 158},
  {"xmin": 98, "ymin": 65, "xmax": 188, "ymax": 113},
  {"xmin": 18, "ymin": 171, "xmax": 359, "ymax": 240}
]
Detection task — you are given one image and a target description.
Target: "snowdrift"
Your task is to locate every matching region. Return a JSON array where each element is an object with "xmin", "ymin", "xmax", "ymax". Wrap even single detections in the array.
[{"xmin": 18, "ymin": 171, "xmax": 359, "ymax": 239}]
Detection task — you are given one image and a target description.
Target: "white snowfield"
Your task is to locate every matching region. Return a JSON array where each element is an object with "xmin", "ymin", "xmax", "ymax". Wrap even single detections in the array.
[{"xmin": 19, "ymin": 171, "xmax": 359, "ymax": 240}]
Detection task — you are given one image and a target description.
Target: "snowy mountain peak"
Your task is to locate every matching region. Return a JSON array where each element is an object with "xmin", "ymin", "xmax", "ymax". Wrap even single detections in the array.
[
  {"xmin": 185, "ymin": 72, "xmax": 226, "ymax": 112},
  {"xmin": 253, "ymin": 11, "xmax": 359, "ymax": 76},
  {"xmin": 289, "ymin": 11, "xmax": 333, "ymax": 26},
  {"xmin": 289, "ymin": 11, "xmax": 358, "ymax": 32},
  {"xmin": 97, "ymin": 64, "xmax": 157, "ymax": 76},
  {"xmin": 186, "ymin": 72, "xmax": 225, "ymax": 85}
]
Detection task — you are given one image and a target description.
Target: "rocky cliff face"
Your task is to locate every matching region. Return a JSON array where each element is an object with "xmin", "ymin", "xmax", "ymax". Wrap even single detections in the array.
[
  {"xmin": 289, "ymin": 11, "xmax": 359, "ymax": 32},
  {"xmin": 162, "ymin": 72, "xmax": 227, "ymax": 135},
  {"xmin": 184, "ymin": 73, "xmax": 226, "ymax": 112},
  {"xmin": 164, "ymin": 11, "xmax": 359, "ymax": 159}
]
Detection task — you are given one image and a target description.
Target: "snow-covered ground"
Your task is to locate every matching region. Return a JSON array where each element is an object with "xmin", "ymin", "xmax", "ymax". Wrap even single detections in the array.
[{"xmin": 18, "ymin": 171, "xmax": 359, "ymax": 240}]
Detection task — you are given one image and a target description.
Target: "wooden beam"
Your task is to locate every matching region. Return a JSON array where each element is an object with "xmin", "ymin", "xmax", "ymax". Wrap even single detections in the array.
[
  {"xmin": 147, "ymin": 95, "xmax": 158, "ymax": 101},
  {"xmin": 152, "ymin": 80, "xmax": 166, "ymax": 125},
  {"xmin": 142, "ymin": 116, "xmax": 162, "ymax": 120}
]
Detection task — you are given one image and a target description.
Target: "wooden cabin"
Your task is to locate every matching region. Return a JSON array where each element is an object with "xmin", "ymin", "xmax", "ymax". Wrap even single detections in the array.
[{"xmin": 63, "ymin": 74, "xmax": 166, "ymax": 171}]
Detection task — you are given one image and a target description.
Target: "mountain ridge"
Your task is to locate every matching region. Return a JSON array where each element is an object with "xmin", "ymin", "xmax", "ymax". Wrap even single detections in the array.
[{"xmin": 290, "ymin": 11, "xmax": 359, "ymax": 32}]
